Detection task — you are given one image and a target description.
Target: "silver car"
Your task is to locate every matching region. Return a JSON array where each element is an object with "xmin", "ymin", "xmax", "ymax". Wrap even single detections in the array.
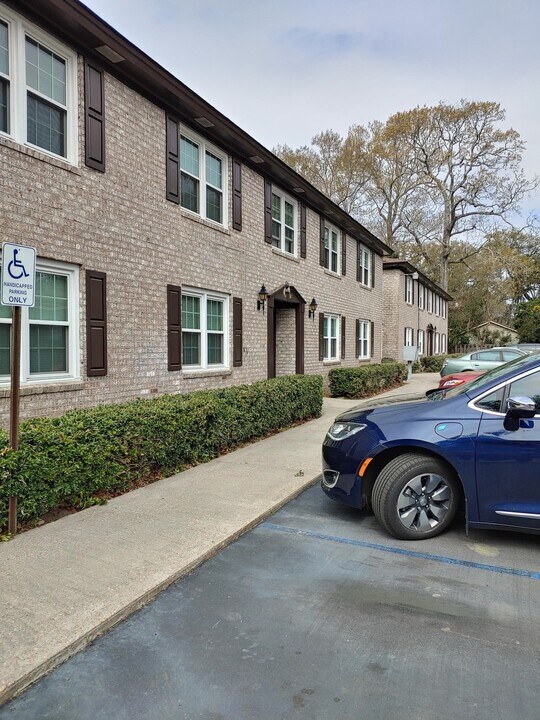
[{"xmin": 440, "ymin": 347, "xmax": 527, "ymax": 377}]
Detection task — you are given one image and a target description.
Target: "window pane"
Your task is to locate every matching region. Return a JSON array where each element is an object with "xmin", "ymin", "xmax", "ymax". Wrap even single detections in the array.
[
  {"xmin": 205, "ymin": 152, "xmax": 222, "ymax": 189},
  {"xmin": 284, "ymin": 226, "xmax": 294, "ymax": 254},
  {"xmin": 207, "ymin": 334, "xmax": 223, "ymax": 365},
  {"xmin": 331, "ymin": 252, "xmax": 337, "ymax": 273},
  {"xmin": 331, "ymin": 231, "xmax": 338, "ymax": 252},
  {"xmin": 476, "ymin": 388, "xmax": 504, "ymax": 413},
  {"xmin": 181, "ymin": 295, "xmax": 200, "ymax": 330},
  {"xmin": 271, "ymin": 220, "xmax": 281, "ymax": 241},
  {"xmin": 331, "ymin": 338, "xmax": 336, "ymax": 357},
  {"xmin": 180, "ymin": 136, "xmax": 199, "ymax": 177},
  {"xmin": 206, "ymin": 300, "xmax": 223, "ymax": 332},
  {"xmin": 29, "ymin": 324, "xmax": 67, "ymax": 373},
  {"xmin": 284, "ymin": 201, "xmax": 294, "ymax": 227},
  {"xmin": 30, "ymin": 272, "xmax": 67, "ymax": 322},
  {"xmin": 206, "ymin": 186, "xmax": 222, "ymax": 223},
  {"xmin": 182, "ymin": 332, "xmax": 200, "ymax": 366},
  {"xmin": 0, "ymin": 21, "xmax": 8, "ymax": 76},
  {"xmin": 0, "ymin": 323, "xmax": 10, "ymax": 375},
  {"xmin": 25, "ymin": 38, "xmax": 66, "ymax": 105},
  {"xmin": 180, "ymin": 172, "xmax": 199, "ymax": 213},
  {"xmin": 0, "ymin": 79, "xmax": 7, "ymax": 134},
  {"xmin": 324, "ymin": 227, "xmax": 329, "ymax": 248},
  {"xmin": 272, "ymin": 194, "xmax": 281, "ymax": 221},
  {"xmin": 27, "ymin": 94, "xmax": 65, "ymax": 156}
]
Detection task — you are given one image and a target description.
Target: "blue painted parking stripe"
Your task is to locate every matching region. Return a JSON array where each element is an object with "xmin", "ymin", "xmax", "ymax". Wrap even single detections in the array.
[{"xmin": 261, "ymin": 522, "xmax": 540, "ymax": 580}]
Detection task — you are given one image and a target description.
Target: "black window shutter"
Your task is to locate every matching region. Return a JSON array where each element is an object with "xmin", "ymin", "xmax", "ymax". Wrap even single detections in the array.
[
  {"xmin": 356, "ymin": 318, "xmax": 360, "ymax": 357},
  {"xmin": 264, "ymin": 179, "xmax": 273, "ymax": 243},
  {"xmin": 86, "ymin": 270, "xmax": 107, "ymax": 376},
  {"xmin": 166, "ymin": 117, "xmax": 180, "ymax": 204},
  {"xmin": 404, "ymin": 327, "xmax": 407, "ymax": 346},
  {"xmin": 320, "ymin": 215, "xmax": 326, "ymax": 266},
  {"xmin": 370, "ymin": 321, "xmax": 375, "ymax": 357},
  {"xmin": 405, "ymin": 276, "xmax": 408, "ymax": 302},
  {"xmin": 356, "ymin": 242, "xmax": 361, "ymax": 282},
  {"xmin": 341, "ymin": 231, "xmax": 347, "ymax": 276},
  {"xmin": 233, "ymin": 297, "xmax": 243, "ymax": 367},
  {"xmin": 371, "ymin": 251, "xmax": 375, "ymax": 287},
  {"xmin": 341, "ymin": 316, "xmax": 346, "ymax": 358},
  {"xmin": 233, "ymin": 159, "xmax": 242, "ymax": 231},
  {"xmin": 300, "ymin": 203, "xmax": 307, "ymax": 258},
  {"xmin": 319, "ymin": 312, "xmax": 325, "ymax": 360},
  {"xmin": 167, "ymin": 284, "xmax": 182, "ymax": 370},
  {"xmin": 84, "ymin": 62, "xmax": 105, "ymax": 172}
]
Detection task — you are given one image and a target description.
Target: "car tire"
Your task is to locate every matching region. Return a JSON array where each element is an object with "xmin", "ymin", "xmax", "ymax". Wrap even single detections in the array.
[{"xmin": 372, "ymin": 454, "xmax": 460, "ymax": 540}]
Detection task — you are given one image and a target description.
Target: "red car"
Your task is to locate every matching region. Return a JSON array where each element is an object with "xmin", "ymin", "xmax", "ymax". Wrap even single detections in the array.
[{"xmin": 438, "ymin": 371, "xmax": 484, "ymax": 389}]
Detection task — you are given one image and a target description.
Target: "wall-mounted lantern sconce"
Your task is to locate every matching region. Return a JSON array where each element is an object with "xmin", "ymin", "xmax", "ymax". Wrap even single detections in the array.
[
  {"xmin": 308, "ymin": 298, "xmax": 318, "ymax": 319},
  {"xmin": 411, "ymin": 271, "xmax": 419, "ymax": 281},
  {"xmin": 257, "ymin": 284, "xmax": 268, "ymax": 313},
  {"xmin": 283, "ymin": 282, "xmax": 291, "ymax": 298}
]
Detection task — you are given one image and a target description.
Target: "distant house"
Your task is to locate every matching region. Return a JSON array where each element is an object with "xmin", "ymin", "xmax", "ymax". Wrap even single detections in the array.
[
  {"xmin": 471, "ymin": 322, "xmax": 519, "ymax": 346},
  {"xmin": 382, "ymin": 260, "xmax": 452, "ymax": 360}
]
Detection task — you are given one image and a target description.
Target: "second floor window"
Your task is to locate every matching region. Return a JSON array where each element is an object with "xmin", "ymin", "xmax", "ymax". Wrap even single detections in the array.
[
  {"xmin": 357, "ymin": 243, "xmax": 372, "ymax": 286},
  {"xmin": 180, "ymin": 129, "xmax": 227, "ymax": 226},
  {"xmin": 0, "ymin": 6, "xmax": 77, "ymax": 162},
  {"xmin": 405, "ymin": 275, "xmax": 413, "ymax": 304},
  {"xmin": 271, "ymin": 189, "xmax": 296, "ymax": 255},
  {"xmin": 323, "ymin": 222, "xmax": 340, "ymax": 273},
  {"xmin": 427, "ymin": 290, "xmax": 433, "ymax": 313},
  {"xmin": 418, "ymin": 284, "xmax": 425, "ymax": 309}
]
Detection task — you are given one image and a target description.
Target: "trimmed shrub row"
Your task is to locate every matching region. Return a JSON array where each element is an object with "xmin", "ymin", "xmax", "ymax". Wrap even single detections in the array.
[
  {"xmin": 328, "ymin": 362, "xmax": 407, "ymax": 399},
  {"xmin": 0, "ymin": 374, "xmax": 323, "ymax": 530}
]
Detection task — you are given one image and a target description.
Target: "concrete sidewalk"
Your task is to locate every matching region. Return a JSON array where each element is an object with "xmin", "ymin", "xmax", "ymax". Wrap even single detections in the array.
[{"xmin": 0, "ymin": 373, "xmax": 439, "ymax": 704}]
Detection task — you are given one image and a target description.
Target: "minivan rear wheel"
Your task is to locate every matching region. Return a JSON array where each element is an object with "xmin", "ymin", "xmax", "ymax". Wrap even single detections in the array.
[{"xmin": 372, "ymin": 454, "xmax": 459, "ymax": 540}]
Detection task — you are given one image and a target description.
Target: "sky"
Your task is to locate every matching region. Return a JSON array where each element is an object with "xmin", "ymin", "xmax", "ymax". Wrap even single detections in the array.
[{"xmin": 83, "ymin": 0, "xmax": 540, "ymax": 217}]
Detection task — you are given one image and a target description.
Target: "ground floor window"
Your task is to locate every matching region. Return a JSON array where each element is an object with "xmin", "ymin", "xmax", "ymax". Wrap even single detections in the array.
[
  {"xmin": 404, "ymin": 327, "xmax": 414, "ymax": 346},
  {"xmin": 417, "ymin": 329, "xmax": 424, "ymax": 356},
  {"xmin": 323, "ymin": 314, "xmax": 340, "ymax": 361},
  {"xmin": 181, "ymin": 289, "xmax": 228, "ymax": 369},
  {"xmin": 441, "ymin": 333, "xmax": 447, "ymax": 353},
  {"xmin": 357, "ymin": 319, "xmax": 371, "ymax": 359},
  {"xmin": 0, "ymin": 259, "xmax": 79, "ymax": 383},
  {"xmin": 434, "ymin": 332, "xmax": 440, "ymax": 354}
]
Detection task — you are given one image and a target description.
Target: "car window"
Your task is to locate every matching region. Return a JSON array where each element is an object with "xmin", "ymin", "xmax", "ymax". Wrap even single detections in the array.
[
  {"xmin": 508, "ymin": 371, "xmax": 540, "ymax": 412},
  {"xmin": 502, "ymin": 350, "xmax": 522, "ymax": 361},
  {"xmin": 477, "ymin": 350, "xmax": 501, "ymax": 361},
  {"xmin": 475, "ymin": 388, "xmax": 505, "ymax": 413}
]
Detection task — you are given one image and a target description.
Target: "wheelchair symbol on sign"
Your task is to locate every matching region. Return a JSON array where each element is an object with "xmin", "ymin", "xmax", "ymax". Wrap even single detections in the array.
[{"xmin": 7, "ymin": 249, "xmax": 30, "ymax": 280}]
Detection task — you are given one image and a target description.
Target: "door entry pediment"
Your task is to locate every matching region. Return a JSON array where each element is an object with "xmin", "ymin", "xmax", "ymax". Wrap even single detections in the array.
[{"xmin": 269, "ymin": 284, "xmax": 306, "ymax": 305}]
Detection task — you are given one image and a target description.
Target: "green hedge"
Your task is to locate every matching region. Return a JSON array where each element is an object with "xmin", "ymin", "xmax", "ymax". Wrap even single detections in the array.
[
  {"xmin": 328, "ymin": 362, "xmax": 407, "ymax": 399},
  {"xmin": 413, "ymin": 354, "xmax": 461, "ymax": 373},
  {"xmin": 0, "ymin": 374, "xmax": 323, "ymax": 530}
]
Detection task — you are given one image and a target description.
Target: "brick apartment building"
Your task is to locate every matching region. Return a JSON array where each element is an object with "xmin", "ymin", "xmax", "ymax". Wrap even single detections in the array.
[
  {"xmin": 0, "ymin": 0, "xmax": 397, "ymax": 423},
  {"xmin": 382, "ymin": 259, "xmax": 451, "ymax": 361}
]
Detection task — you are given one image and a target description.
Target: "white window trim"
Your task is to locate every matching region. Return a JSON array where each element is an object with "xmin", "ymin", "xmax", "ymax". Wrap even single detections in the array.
[
  {"xmin": 441, "ymin": 333, "xmax": 447, "ymax": 353},
  {"xmin": 358, "ymin": 243, "xmax": 372, "ymax": 287},
  {"xmin": 181, "ymin": 286, "xmax": 229, "ymax": 371},
  {"xmin": 427, "ymin": 289, "xmax": 433, "ymax": 314},
  {"xmin": 405, "ymin": 275, "xmax": 413, "ymax": 305},
  {"xmin": 323, "ymin": 313, "xmax": 340, "ymax": 361},
  {"xmin": 418, "ymin": 284, "xmax": 424, "ymax": 310},
  {"xmin": 404, "ymin": 327, "xmax": 414, "ymax": 347},
  {"xmin": 323, "ymin": 220, "xmax": 341, "ymax": 274},
  {"xmin": 271, "ymin": 186, "xmax": 297, "ymax": 257},
  {"xmin": 0, "ymin": 257, "xmax": 80, "ymax": 384},
  {"xmin": 435, "ymin": 294, "xmax": 440, "ymax": 317},
  {"xmin": 357, "ymin": 319, "xmax": 371, "ymax": 359},
  {"xmin": 434, "ymin": 331, "xmax": 440, "ymax": 355},
  {"xmin": 418, "ymin": 329, "xmax": 424, "ymax": 356},
  {"xmin": 0, "ymin": 2, "xmax": 78, "ymax": 164},
  {"xmin": 180, "ymin": 126, "xmax": 229, "ymax": 229}
]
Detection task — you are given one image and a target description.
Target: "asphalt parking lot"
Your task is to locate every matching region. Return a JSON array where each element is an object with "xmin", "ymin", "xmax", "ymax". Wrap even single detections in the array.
[{"xmin": 2, "ymin": 483, "xmax": 539, "ymax": 720}]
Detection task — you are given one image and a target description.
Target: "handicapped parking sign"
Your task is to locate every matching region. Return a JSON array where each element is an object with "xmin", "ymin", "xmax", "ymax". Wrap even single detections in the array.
[{"xmin": 1, "ymin": 242, "xmax": 36, "ymax": 307}]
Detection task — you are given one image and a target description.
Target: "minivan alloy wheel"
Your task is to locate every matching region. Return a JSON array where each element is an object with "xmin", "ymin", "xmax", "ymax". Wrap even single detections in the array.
[{"xmin": 397, "ymin": 473, "xmax": 451, "ymax": 532}]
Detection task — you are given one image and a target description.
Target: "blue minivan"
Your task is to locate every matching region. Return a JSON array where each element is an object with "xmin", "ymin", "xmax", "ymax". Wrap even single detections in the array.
[{"xmin": 322, "ymin": 353, "xmax": 540, "ymax": 540}]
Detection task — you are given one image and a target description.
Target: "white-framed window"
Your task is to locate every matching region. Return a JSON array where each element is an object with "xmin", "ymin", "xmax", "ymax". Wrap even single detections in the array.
[
  {"xmin": 357, "ymin": 319, "xmax": 371, "ymax": 359},
  {"xmin": 434, "ymin": 332, "xmax": 440, "ymax": 355},
  {"xmin": 181, "ymin": 288, "xmax": 229, "ymax": 369},
  {"xmin": 271, "ymin": 187, "xmax": 297, "ymax": 255},
  {"xmin": 357, "ymin": 243, "xmax": 372, "ymax": 286},
  {"xmin": 0, "ymin": 3, "xmax": 78, "ymax": 163},
  {"xmin": 441, "ymin": 333, "xmax": 447, "ymax": 353},
  {"xmin": 405, "ymin": 275, "xmax": 413, "ymax": 304},
  {"xmin": 323, "ymin": 221, "xmax": 340, "ymax": 273},
  {"xmin": 442, "ymin": 300, "xmax": 447, "ymax": 319},
  {"xmin": 323, "ymin": 313, "xmax": 340, "ymax": 361},
  {"xmin": 404, "ymin": 327, "xmax": 414, "ymax": 347},
  {"xmin": 427, "ymin": 289, "xmax": 433, "ymax": 313},
  {"xmin": 418, "ymin": 284, "xmax": 425, "ymax": 309},
  {"xmin": 180, "ymin": 127, "xmax": 228, "ymax": 227},
  {"xmin": 418, "ymin": 329, "xmax": 424, "ymax": 356},
  {"xmin": 0, "ymin": 258, "xmax": 79, "ymax": 383},
  {"xmin": 435, "ymin": 294, "xmax": 440, "ymax": 317}
]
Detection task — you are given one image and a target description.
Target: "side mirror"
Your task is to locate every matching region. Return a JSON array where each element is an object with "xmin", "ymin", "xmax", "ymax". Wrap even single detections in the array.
[{"xmin": 503, "ymin": 396, "xmax": 537, "ymax": 431}]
